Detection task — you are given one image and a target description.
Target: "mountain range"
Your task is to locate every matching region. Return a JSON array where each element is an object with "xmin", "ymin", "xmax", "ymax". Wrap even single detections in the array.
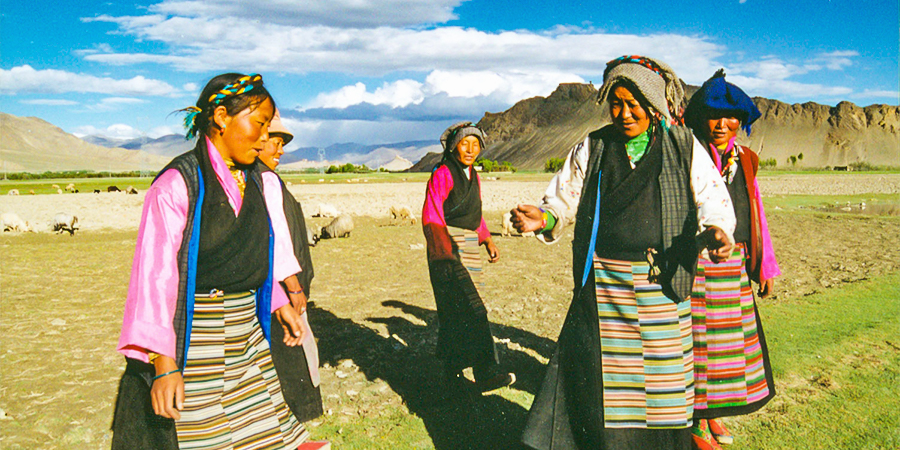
[
  {"xmin": 413, "ymin": 83, "xmax": 899, "ymax": 171},
  {"xmin": 2, "ymin": 84, "xmax": 897, "ymax": 173}
]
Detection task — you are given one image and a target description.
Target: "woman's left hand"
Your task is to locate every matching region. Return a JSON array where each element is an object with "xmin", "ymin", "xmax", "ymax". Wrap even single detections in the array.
[
  {"xmin": 483, "ymin": 237, "xmax": 500, "ymax": 263},
  {"xmin": 758, "ymin": 278, "xmax": 775, "ymax": 298},
  {"xmin": 701, "ymin": 226, "xmax": 733, "ymax": 263},
  {"xmin": 275, "ymin": 304, "xmax": 306, "ymax": 346}
]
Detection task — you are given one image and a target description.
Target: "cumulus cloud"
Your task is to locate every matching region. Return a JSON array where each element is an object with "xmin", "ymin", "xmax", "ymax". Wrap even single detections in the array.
[
  {"xmin": 146, "ymin": 0, "xmax": 466, "ymax": 28},
  {"xmin": 81, "ymin": 13, "xmax": 723, "ymax": 82},
  {"xmin": 0, "ymin": 65, "xmax": 178, "ymax": 95},
  {"xmin": 19, "ymin": 99, "xmax": 79, "ymax": 106},
  {"xmin": 73, "ymin": 123, "xmax": 179, "ymax": 140}
]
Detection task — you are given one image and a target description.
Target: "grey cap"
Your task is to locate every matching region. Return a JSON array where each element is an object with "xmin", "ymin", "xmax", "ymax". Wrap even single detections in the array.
[
  {"xmin": 596, "ymin": 56, "xmax": 686, "ymax": 123},
  {"xmin": 440, "ymin": 121, "xmax": 486, "ymax": 154}
]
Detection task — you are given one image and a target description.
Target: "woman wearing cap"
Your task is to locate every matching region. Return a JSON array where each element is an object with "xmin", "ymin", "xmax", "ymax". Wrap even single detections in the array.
[
  {"xmin": 512, "ymin": 56, "xmax": 736, "ymax": 450},
  {"xmin": 422, "ymin": 121, "xmax": 514, "ymax": 393},
  {"xmin": 683, "ymin": 70, "xmax": 779, "ymax": 450},
  {"xmin": 258, "ymin": 108, "xmax": 326, "ymax": 427},
  {"xmin": 111, "ymin": 73, "xmax": 314, "ymax": 449}
]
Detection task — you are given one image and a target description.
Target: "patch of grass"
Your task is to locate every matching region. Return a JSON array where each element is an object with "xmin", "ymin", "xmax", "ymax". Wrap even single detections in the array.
[
  {"xmin": 0, "ymin": 177, "xmax": 154, "ymax": 194},
  {"xmin": 728, "ymin": 272, "xmax": 900, "ymax": 449},
  {"xmin": 763, "ymin": 193, "xmax": 900, "ymax": 215}
]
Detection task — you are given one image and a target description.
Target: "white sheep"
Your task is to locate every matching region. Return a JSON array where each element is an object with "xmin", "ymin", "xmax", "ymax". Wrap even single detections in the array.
[
  {"xmin": 65, "ymin": 183, "xmax": 76, "ymax": 192},
  {"xmin": 1, "ymin": 212, "xmax": 32, "ymax": 232},
  {"xmin": 501, "ymin": 211, "xmax": 534, "ymax": 237},
  {"xmin": 7, "ymin": 189, "xmax": 19, "ymax": 196},
  {"xmin": 51, "ymin": 184, "xmax": 60, "ymax": 189},
  {"xmin": 319, "ymin": 214, "xmax": 354, "ymax": 240},
  {"xmin": 313, "ymin": 203, "xmax": 340, "ymax": 218},
  {"xmin": 52, "ymin": 213, "xmax": 79, "ymax": 236},
  {"xmin": 57, "ymin": 188, "xmax": 63, "ymax": 194},
  {"xmin": 389, "ymin": 205, "xmax": 417, "ymax": 225}
]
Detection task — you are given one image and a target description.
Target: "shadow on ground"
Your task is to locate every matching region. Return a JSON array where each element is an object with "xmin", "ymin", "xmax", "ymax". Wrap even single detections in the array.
[{"xmin": 308, "ymin": 299, "xmax": 558, "ymax": 450}]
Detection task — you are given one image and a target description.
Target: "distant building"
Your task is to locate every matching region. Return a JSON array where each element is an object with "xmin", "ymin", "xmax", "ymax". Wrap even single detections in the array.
[{"xmin": 379, "ymin": 155, "xmax": 414, "ymax": 172}]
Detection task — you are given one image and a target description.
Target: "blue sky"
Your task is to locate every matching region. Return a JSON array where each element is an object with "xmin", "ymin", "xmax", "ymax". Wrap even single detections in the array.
[{"xmin": 1, "ymin": 0, "xmax": 897, "ymax": 150}]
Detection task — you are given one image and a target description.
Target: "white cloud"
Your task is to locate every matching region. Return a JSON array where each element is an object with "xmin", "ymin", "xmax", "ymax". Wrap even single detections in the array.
[
  {"xmin": 80, "ymin": 14, "xmax": 724, "ymax": 82},
  {"xmin": 146, "ymin": 0, "xmax": 466, "ymax": 28},
  {"xmin": 74, "ymin": 123, "xmax": 142, "ymax": 139},
  {"xmin": 307, "ymin": 80, "xmax": 426, "ymax": 109},
  {"xmin": 19, "ymin": 99, "xmax": 79, "ymax": 106},
  {"xmin": 148, "ymin": 125, "xmax": 180, "ymax": 138},
  {"xmin": 278, "ymin": 118, "xmax": 449, "ymax": 148},
  {"xmin": 0, "ymin": 65, "xmax": 179, "ymax": 95},
  {"xmin": 850, "ymin": 89, "xmax": 900, "ymax": 102}
]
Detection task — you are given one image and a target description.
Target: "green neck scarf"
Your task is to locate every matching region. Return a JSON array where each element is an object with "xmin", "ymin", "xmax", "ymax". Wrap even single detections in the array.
[{"xmin": 624, "ymin": 126, "xmax": 651, "ymax": 165}]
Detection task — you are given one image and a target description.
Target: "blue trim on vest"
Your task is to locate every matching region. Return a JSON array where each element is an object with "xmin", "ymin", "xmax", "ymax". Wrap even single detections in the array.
[
  {"xmin": 257, "ymin": 220, "xmax": 274, "ymax": 342},
  {"xmin": 182, "ymin": 165, "xmax": 204, "ymax": 366},
  {"xmin": 581, "ymin": 170, "xmax": 602, "ymax": 288},
  {"xmin": 251, "ymin": 172, "xmax": 274, "ymax": 343}
]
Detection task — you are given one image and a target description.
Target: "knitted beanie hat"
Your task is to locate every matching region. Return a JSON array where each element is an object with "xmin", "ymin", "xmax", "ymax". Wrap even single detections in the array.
[
  {"xmin": 440, "ymin": 121, "xmax": 486, "ymax": 155},
  {"xmin": 683, "ymin": 69, "xmax": 761, "ymax": 135},
  {"xmin": 596, "ymin": 55, "xmax": 686, "ymax": 124}
]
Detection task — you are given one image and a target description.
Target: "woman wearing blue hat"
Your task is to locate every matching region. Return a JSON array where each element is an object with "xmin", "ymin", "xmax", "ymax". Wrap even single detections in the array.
[{"xmin": 683, "ymin": 70, "xmax": 780, "ymax": 450}]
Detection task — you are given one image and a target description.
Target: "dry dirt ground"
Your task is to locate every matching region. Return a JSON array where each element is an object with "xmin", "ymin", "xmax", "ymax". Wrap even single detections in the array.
[{"xmin": 1, "ymin": 174, "xmax": 898, "ymax": 449}]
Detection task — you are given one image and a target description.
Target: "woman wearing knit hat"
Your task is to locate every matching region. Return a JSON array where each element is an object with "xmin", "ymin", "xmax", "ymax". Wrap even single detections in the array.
[
  {"xmin": 683, "ymin": 70, "xmax": 779, "ymax": 450},
  {"xmin": 512, "ymin": 56, "xmax": 736, "ymax": 450},
  {"xmin": 421, "ymin": 121, "xmax": 515, "ymax": 393}
]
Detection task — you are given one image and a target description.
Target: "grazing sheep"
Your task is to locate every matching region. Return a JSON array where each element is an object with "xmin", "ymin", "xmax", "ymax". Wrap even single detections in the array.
[
  {"xmin": 319, "ymin": 215, "xmax": 353, "ymax": 239},
  {"xmin": 51, "ymin": 184, "xmax": 60, "ymax": 189},
  {"xmin": 107, "ymin": 185, "xmax": 121, "ymax": 193},
  {"xmin": 28, "ymin": 190, "xmax": 35, "ymax": 195},
  {"xmin": 65, "ymin": 183, "xmax": 76, "ymax": 192},
  {"xmin": 1, "ymin": 212, "xmax": 32, "ymax": 232},
  {"xmin": 52, "ymin": 213, "xmax": 79, "ymax": 236},
  {"xmin": 7, "ymin": 189, "xmax": 19, "ymax": 196},
  {"xmin": 313, "ymin": 203, "xmax": 339, "ymax": 218},
  {"xmin": 389, "ymin": 205, "xmax": 417, "ymax": 225},
  {"xmin": 94, "ymin": 189, "xmax": 101, "ymax": 194},
  {"xmin": 307, "ymin": 227, "xmax": 318, "ymax": 247},
  {"xmin": 57, "ymin": 188, "xmax": 63, "ymax": 194},
  {"xmin": 501, "ymin": 211, "xmax": 514, "ymax": 236},
  {"xmin": 126, "ymin": 186, "xmax": 138, "ymax": 195}
]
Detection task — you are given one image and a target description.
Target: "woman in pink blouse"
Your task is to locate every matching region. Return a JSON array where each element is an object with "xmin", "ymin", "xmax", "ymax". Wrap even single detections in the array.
[
  {"xmin": 422, "ymin": 121, "xmax": 514, "ymax": 393},
  {"xmin": 683, "ymin": 70, "xmax": 780, "ymax": 450},
  {"xmin": 111, "ymin": 73, "xmax": 312, "ymax": 450}
]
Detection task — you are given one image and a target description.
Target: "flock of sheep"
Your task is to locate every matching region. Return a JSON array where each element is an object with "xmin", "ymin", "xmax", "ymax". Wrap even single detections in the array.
[{"xmin": 3, "ymin": 188, "xmax": 534, "ymax": 242}]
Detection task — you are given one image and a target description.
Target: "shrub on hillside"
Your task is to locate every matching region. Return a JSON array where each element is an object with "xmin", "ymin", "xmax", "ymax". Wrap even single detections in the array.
[{"xmin": 545, "ymin": 157, "xmax": 566, "ymax": 173}]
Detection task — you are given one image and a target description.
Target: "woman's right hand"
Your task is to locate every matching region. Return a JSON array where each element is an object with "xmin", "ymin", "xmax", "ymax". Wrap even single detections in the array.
[
  {"xmin": 510, "ymin": 204, "xmax": 544, "ymax": 233},
  {"xmin": 151, "ymin": 355, "xmax": 184, "ymax": 420}
]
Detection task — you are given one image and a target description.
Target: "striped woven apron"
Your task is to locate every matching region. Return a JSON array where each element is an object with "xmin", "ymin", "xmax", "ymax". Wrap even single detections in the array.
[
  {"xmin": 691, "ymin": 243, "xmax": 770, "ymax": 410},
  {"xmin": 176, "ymin": 290, "xmax": 308, "ymax": 450},
  {"xmin": 447, "ymin": 226, "xmax": 483, "ymax": 292},
  {"xmin": 594, "ymin": 256, "xmax": 694, "ymax": 429}
]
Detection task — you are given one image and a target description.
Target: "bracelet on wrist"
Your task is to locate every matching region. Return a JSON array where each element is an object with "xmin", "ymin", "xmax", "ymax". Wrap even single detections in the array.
[
  {"xmin": 287, "ymin": 289, "xmax": 303, "ymax": 295},
  {"xmin": 152, "ymin": 369, "xmax": 181, "ymax": 381}
]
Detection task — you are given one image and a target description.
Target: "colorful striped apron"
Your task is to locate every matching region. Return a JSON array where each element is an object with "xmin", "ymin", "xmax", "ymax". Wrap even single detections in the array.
[
  {"xmin": 176, "ymin": 290, "xmax": 308, "ymax": 450},
  {"xmin": 448, "ymin": 226, "xmax": 484, "ymax": 292},
  {"xmin": 691, "ymin": 243, "xmax": 770, "ymax": 410},
  {"xmin": 594, "ymin": 256, "xmax": 695, "ymax": 429}
]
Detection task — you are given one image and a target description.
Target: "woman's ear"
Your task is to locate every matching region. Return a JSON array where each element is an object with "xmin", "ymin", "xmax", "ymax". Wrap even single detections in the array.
[{"xmin": 212, "ymin": 105, "xmax": 230, "ymax": 133}]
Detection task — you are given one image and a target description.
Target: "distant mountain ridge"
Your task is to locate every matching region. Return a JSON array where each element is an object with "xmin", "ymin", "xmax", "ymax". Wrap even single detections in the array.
[
  {"xmin": 413, "ymin": 83, "xmax": 899, "ymax": 171},
  {"xmin": 0, "ymin": 112, "xmax": 171, "ymax": 173}
]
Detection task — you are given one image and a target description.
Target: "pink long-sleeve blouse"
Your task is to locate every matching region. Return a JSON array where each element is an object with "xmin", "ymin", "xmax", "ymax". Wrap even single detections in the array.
[
  {"xmin": 422, "ymin": 164, "xmax": 490, "ymax": 260},
  {"xmin": 117, "ymin": 137, "xmax": 301, "ymax": 363}
]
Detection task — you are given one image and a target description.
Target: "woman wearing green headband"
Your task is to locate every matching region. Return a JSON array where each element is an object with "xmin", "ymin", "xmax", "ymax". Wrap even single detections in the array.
[{"xmin": 111, "ymin": 73, "xmax": 321, "ymax": 449}]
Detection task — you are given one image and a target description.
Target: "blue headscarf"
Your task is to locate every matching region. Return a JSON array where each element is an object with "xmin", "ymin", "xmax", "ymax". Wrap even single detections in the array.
[{"xmin": 684, "ymin": 69, "xmax": 761, "ymax": 135}]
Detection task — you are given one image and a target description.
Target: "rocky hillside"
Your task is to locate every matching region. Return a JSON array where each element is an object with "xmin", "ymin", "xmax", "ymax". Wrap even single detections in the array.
[
  {"xmin": 0, "ymin": 113, "xmax": 171, "ymax": 173},
  {"xmin": 415, "ymin": 83, "xmax": 899, "ymax": 171}
]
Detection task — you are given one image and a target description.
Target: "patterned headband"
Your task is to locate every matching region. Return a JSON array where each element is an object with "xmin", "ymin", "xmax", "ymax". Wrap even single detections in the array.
[
  {"xmin": 207, "ymin": 73, "xmax": 263, "ymax": 105},
  {"xmin": 604, "ymin": 55, "xmax": 665, "ymax": 79}
]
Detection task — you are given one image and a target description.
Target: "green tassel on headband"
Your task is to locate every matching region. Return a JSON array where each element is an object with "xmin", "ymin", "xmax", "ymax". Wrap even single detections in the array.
[{"xmin": 181, "ymin": 106, "xmax": 202, "ymax": 139}]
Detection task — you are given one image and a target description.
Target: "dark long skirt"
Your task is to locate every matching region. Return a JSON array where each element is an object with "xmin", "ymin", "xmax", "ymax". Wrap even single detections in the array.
[
  {"xmin": 522, "ymin": 258, "xmax": 692, "ymax": 450},
  {"xmin": 427, "ymin": 227, "xmax": 499, "ymax": 375}
]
